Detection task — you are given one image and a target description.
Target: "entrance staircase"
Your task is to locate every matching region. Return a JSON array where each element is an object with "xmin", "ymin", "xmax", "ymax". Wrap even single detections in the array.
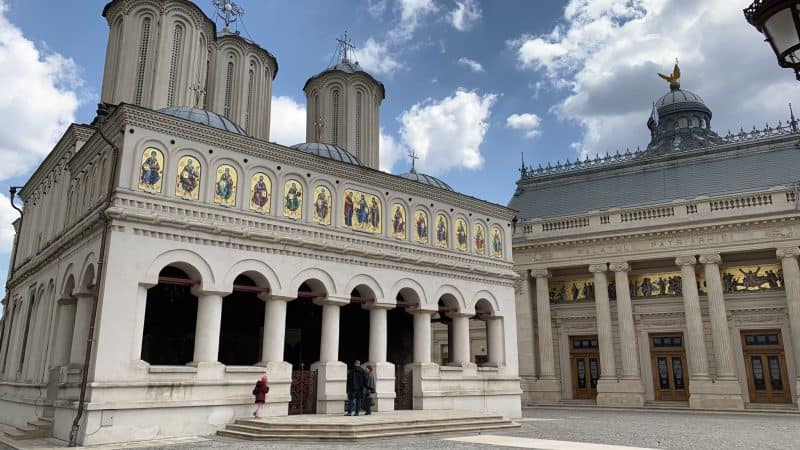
[
  {"xmin": 2, "ymin": 418, "xmax": 53, "ymax": 441},
  {"xmin": 218, "ymin": 410, "xmax": 519, "ymax": 441}
]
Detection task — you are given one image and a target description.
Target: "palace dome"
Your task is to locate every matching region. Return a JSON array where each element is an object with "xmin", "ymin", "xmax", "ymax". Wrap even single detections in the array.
[
  {"xmin": 290, "ymin": 142, "xmax": 364, "ymax": 166},
  {"xmin": 398, "ymin": 170, "xmax": 453, "ymax": 191},
  {"xmin": 654, "ymin": 83, "xmax": 710, "ymax": 116},
  {"xmin": 158, "ymin": 107, "xmax": 247, "ymax": 136}
]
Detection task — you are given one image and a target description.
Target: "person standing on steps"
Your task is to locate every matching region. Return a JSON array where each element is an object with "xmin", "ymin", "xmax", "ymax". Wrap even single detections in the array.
[
  {"xmin": 346, "ymin": 360, "xmax": 365, "ymax": 416},
  {"xmin": 364, "ymin": 365, "xmax": 376, "ymax": 415},
  {"xmin": 252, "ymin": 374, "xmax": 269, "ymax": 418}
]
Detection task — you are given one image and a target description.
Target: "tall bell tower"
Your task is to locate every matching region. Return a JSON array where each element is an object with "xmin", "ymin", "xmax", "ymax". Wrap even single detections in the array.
[{"xmin": 302, "ymin": 34, "xmax": 385, "ymax": 169}]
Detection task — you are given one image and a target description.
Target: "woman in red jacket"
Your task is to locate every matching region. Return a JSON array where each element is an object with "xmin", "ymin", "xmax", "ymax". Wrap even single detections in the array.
[{"xmin": 253, "ymin": 375, "xmax": 269, "ymax": 418}]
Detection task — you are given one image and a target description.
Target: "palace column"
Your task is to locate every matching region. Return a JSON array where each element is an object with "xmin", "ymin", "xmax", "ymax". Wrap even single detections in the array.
[
  {"xmin": 486, "ymin": 316, "xmax": 505, "ymax": 366},
  {"xmin": 676, "ymin": 256, "xmax": 711, "ymax": 381},
  {"xmin": 69, "ymin": 291, "xmax": 95, "ymax": 367},
  {"xmin": 532, "ymin": 268, "xmax": 561, "ymax": 403},
  {"xmin": 608, "ymin": 262, "xmax": 645, "ymax": 406},
  {"xmin": 190, "ymin": 290, "xmax": 225, "ymax": 375},
  {"xmin": 776, "ymin": 247, "xmax": 800, "ymax": 407},
  {"xmin": 312, "ymin": 296, "xmax": 348, "ymax": 414},
  {"xmin": 450, "ymin": 312, "xmax": 472, "ymax": 366},
  {"xmin": 698, "ymin": 253, "xmax": 743, "ymax": 409},
  {"xmin": 367, "ymin": 301, "xmax": 395, "ymax": 412},
  {"xmin": 590, "ymin": 263, "xmax": 625, "ymax": 407},
  {"xmin": 515, "ymin": 270, "xmax": 536, "ymax": 396}
]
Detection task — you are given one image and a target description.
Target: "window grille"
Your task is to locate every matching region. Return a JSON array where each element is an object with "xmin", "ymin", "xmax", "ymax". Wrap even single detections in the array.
[
  {"xmin": 134, "ymin": 18, "xmax": 152, "ymax": 106},
  {"xmin": 224, "ymin": 61, "xmax": 234, "ymax": 118},
  {"xmin": 167, "ymin": 25, "xmax": 184, "ymax": 107},
  {"xmin": 244, "ymin": 69, "xmax": 255, "ymax": 132},
  {"xmin": 356, "ymin": 91, "xmax": 362, "ymax": 153},
  {"xmin": 332, "ymin": 90, "xmax": 340, "ymax": 145}
]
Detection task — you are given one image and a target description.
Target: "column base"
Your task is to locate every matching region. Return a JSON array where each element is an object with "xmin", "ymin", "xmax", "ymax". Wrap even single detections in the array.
[
  {"xmin": 529, "ymin": 377, "xmax": 562, "ymax": 405},
  {"xmin": 411, "ymin": 362, "xmax": 439, "ymax": 410},
  {"xmin": 688, "ymin": 377, "xmax": 744, "ymax": 410},
  {"xmin": 596, "ymin": 377, "xmax": 645, "ymax": 407},
  {"xmin": 369, "ymin": 361, "xmax": 396, "ymax": 412},
  {"xmin": 186, "ymin": 361, "xmax": 224, "ymax": 379},
  {"xmin": 311, "ymin": 361, "xmax": 346, "ymax": 414}
]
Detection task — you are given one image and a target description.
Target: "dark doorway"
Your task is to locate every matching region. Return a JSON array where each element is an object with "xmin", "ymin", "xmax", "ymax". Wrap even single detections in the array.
[
  {"xmin": 388, "ymin": 295, "xmax": 414, "ymax": 410},
  {"xmin": 339, "ymin": 289, "xmax": 370, "ymax": 366},
  {"xmin": 219, "ymin": 275, "xmax": 265, "ymax": 365},
  {"xmin": 284, "ymin": 283, "xmax": 322, "ymax": 370},
  {"xmin": 141, "ymin": 266, "xmax": 197, "ymax": 365}
]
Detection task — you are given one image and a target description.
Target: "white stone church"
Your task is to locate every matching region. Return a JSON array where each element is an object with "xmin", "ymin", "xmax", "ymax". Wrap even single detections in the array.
[{"xmin": 0, "ymin": 0, "xmax": 521, "ymax": 445}]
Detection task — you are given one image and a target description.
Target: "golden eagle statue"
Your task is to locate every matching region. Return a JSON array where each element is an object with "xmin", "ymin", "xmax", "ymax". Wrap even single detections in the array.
[{"xmin": 658, "ymin": 63, "xmax": 680, "ymax": 86}]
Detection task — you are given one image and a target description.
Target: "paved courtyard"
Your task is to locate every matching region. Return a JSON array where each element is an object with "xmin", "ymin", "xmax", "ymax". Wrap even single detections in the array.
[{"xmin": 134, "ymin": 407, "xmax": 799, "ymax": 450}]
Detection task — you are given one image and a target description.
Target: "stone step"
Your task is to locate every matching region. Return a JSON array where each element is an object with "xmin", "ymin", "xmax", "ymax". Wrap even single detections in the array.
[
  {"xmin": 218, "ymin": 421, "xmax": 519, "ymax": 441},
  {"xmin": 3, "ymin": 417, "xmax": 55, "ymax": 440},
  {"xmin": 234, "ymin": 414, "xmax": 507, "ymax": 430},
  {"xmin": 226, "ymin": 417, "xmax": 512, "ymax": 437},
  {"xmin": 644, "ymin": 401, "xmax": 690, "ymax": 409}
]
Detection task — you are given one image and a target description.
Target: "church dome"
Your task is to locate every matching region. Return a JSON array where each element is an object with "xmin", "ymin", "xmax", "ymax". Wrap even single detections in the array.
[
  {"xmin": 158, "ymin": 107, "xmax": 247, "ymax": 136},
  {"xmin": 398, "ymin": 170, "xmax": 453, "ymax": 191},
  {"xmin": 303, "ymin": 60, "xmax": 386, "ymax": 100},
  {"xmin": 290, "ymin": 142, "xmax": 363, "ymax": 166}
]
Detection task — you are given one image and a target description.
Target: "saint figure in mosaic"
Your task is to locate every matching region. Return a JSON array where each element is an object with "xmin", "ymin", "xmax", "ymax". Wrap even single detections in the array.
[
  {"xmin": 344, "ymin": 192, "xmax": 354, "ymax": 226},
  {"xmin": 139, "ymin": 148, "xmax": 163, "ymax": 193},
  {"xmin": 250, "ymin": 173, "xmax": 270, "ymax": 213},
  {"xmin": 415, "ymin": 210, "xmax": 428, "ymax": 243},
  {"xmin": 313, "ymin": 186, "xmax": 331, "ymax": 225},
  {"xmin": 284, "ymin": 180, "xmax": 303, "ymax": 219},
  {"xmin": 391, "ymin": 204, "xmax": 406, "ymax": 239},
  {"xmin": 436, "ymin": 214, "xmax": 448, "ymax": 247},
  {"xmin": 214, "ymin": 165, "xmax": 237, "ymax": 206},
  {"xmin": 455, "ymin": 219, "xmax": 467, "ymax": 251},
  {"xmin": 474, "ymin": 224, "xmax": 485, "ymax": 254},
  {"xmin": 491, "ymin": 227, "xmax": 503, "ymax": 257},
  {"xmin": 176, "ymin": 156, "xmax": 201, "ymax": 200}
]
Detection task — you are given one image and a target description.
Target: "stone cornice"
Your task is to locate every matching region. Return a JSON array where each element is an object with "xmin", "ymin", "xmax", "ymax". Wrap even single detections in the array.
[
  {"xmin": 20, "ymin": 125, "xmax": 94, "ymax": 200},
  {"xmin": 115, "ymin": 104, "xmax": 515, "ymax": 220}
]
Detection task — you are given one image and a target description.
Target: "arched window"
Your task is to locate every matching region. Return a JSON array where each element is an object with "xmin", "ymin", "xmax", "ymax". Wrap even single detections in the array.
[
  {"xmin": 244, "ymin": 68, "xmax": 255, "ymax": 132},
  {"xmin": 167, "ymin": 24, "xmax": 184, "ymax": 107},
  {"xmin": 679, "ymin": 117, "xmax": 687, "ymax": 128},
  {"xmin": 17, "ymin": 292, "xmax": 36, "ymax": 373},
  {"xmin": 356, "ymin": 91, "xmax": 363, "ymax": 154},
  {"xmin": 134, "ymin": 17, "xmax": 152, "ymax": 106},
  {"xmin": 691, "ymin": 117, "xmax": 699, "ymax": 128},
  {"xmin": 224, "ymin": 61, "xmax": 234, "ymax": 118},
  {"xmin": 331, "ymin": 89, "xmax": 340, "ymax": 145},
  {"xmin": 141, "ymin": 267, "xmax": 198, "ymax": 365}
]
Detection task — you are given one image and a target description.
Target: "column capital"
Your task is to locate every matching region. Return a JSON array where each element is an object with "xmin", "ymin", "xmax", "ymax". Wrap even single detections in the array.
[
  {"xmin": 698, "ymin": 253, "xmax": 722, "ymax": 265},
  {"xmin": 314, "ymin": 296, "xmax": 350, "ymax": 306},
  {"xmin": 190, "ymin": 287, "xmax": 230, "ymax": 298},
  {"xmin": 608, "ymin": 261, "xmax": 630, "ymax": 273},
  {"xmin": 675, "ymin": 255, "xmax": 697, "ymax": 267},
  {"xmin": 262, "ymin": 295, "xmax": 294, "ymax": 303},
  {"xmin": 365, "ymin": 300, "xmax": 395, "ymax": 310},
  {"xmin": 515, "ymin": 269, "xmax": 531, "ymax": 279},
  {"xmin": 530, "ymin": 268, "xmax": 551, "ymax": 279},
  {"xmin": 776, "ymin": 247, "xmax": 800, "ymax": 260},
  {"xmin": 588, "ymin": 263, "xmax": 608, "ymax": 273},
  {"xmin": 408, "ymin": 306, "xmax": 437, "ymax": 315}
]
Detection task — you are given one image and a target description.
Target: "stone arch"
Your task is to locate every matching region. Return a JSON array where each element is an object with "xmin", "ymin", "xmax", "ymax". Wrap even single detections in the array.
[
  {"xmin": 291, "ymin": 267, "xmax": 336, "ymax": 297},
  {"xmin": 344, "ymin": 274, "xmax": 384, "ymax": 301},
  {"xmin": 221, "ymin": 259, "xmax": 281, "ymax": 295},
  {"xmin": 61, "ymin": 269, "xmax": 76, "ymax": 299},
  {"xmin": 434, "ymin": 284, "xmax": 468, "ymax": 313},
  {"xmin": 144, "ymin": 249, "xmax": 215, "ymax": 291},
  {"xmin": 390, "ymin": 278, "xmax": 428, "ymax": 308},
  {"xmin": 471, "ymin": 290, "xmax": 501, "ymax": 317},
  {"xmin": 79, "ymin": 253, "xmax": 97, "ymax": 290}
]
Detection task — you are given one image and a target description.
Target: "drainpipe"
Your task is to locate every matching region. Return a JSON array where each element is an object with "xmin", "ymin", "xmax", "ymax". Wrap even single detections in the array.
[
  {"xmin": 1, "ymin": 189, "xmax": 24, "ymax": 371},
  {"xmin": 69, "ymin": 103, "xmax": 121, "ymax": 447}
]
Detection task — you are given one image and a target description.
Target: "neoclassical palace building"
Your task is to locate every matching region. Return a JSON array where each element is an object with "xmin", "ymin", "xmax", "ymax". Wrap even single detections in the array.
[
  {"xmin": 512, "ymin": 66, "xmax": 800, "ymax": 410},
  {"xmin": 0, "ymin": 0, "xmax": 520, "ymax": 445}
]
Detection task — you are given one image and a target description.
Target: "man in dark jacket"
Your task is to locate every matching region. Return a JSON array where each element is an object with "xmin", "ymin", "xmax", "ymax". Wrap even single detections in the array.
[{"xmin": 346, "ymin": 360, "xmax": 365, "ymax": 416}]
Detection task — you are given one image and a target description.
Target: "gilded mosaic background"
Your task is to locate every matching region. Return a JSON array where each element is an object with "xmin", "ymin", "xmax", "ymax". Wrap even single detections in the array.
[
  {"xmin": 391, "ymin": 204, "xmax": 407, "ymax": 239},
  {"xmin": 454, "ymin": 218, "xmax": 468, "ymax": 252},
  {"xmin": 435, "ymin": 214, "xmax": 449, "ymax": 247},
  {"xmin": 313, "ymin": 186, "xmax": 332, "ymax": 225},
  {"xmin": 249, "ymin": 172, "xmax": 271, "ymax": 213},
  {"xmin": 414, "ymin": 209, "xmax": 429, "ymax": 243},
  {"xmin": 175, "ymin": 155, "xmax": 201, "ymax": 200},
  {"xmin": 283, "ymin": 179, "xmax": 303, "ymax": 219},
  {"xmin": 213, "ymin": 164, "xmax": 237, "ymax": 206},
  {"xmin": 343, "ymin": 189, "xmax": 381, "ymax": 234},
  {"xmin": 473, "ymin": 223, "xmax": 486, "ymax": 255},
  {"xmin": 138, "ymin": 147, "xmax": 164, "ymax": 193}
]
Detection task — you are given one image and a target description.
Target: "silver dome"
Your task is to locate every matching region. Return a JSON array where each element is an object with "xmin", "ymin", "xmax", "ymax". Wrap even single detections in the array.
[
  {"xmin": 290, "ymin": 142, "xmax": 363, "ymax": 166},
  {"xmin": 398, "ymin": 170, "xmax": 453, "ymax": 191},
  {"xmin": 158, "ymin": 107, "xmax": 247, "ymax": 136},
  {"xmin": 655, "ymin": 88, "xmax": 705, "ymax": 108}
]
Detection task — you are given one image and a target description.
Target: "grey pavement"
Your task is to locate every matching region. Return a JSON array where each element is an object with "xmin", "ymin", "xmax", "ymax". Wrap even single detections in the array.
[{"xmin": 141, "ymin": 407, "xmax": 800, "ymax": 450}]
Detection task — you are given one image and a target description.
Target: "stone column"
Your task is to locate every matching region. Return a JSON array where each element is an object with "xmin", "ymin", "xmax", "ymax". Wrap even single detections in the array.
[
  {"xmin": 410, "ymin": 307, "xmax": 437, "ymax": 411},
  {"xmin": 698, "ymin": 253, "xmax": 743, "ymax": 409},
  {"xmin": 367, "ymin": 302, "xmax": 395, "ymax": 412},
  {"xmin": 190, "ymin": 292, "xmax": 224, "ymax": 369},
  {"xmin": 531, "ymin": 268, "xmax": 561, "ymax": 404},
  {"xmin": 412, "ymin": 309, "xmax": 432, "ymax": 364},
  {"xmin": 486, "ymin": 317, "xmax": 504, "ymax": 366},
  {"xmin": 53, "ymin": 296, "xmax": 77, "ymax": 368},
  {"xmin": 69, "ymin": 292, "xmax": 95, "ymax": 367},
  {"xmin": 450, "ymin": 313, "xmax": 471, "ymax": 365},
  {"xmin": 312, "ymin": 296, "xmax": 348, "ymax": 414},
  {"xmin": 515, "ymin": 270, "xmax": 536, "ymax": 381},
  {"xmin": 608, "ymin": 262, "xmax": 644, "ymax": 406},
  {"xmin": 776, "ymin": 247, "xmax": 800, "ymax": 407},
  {"xmin": 589, "ymin": 263, "xmax": 616, "ymax": 379},
  {"xmin": 676, "ymin": 256, "xmax": 710, "ymax": 380},
  {"xmin": 260, "ymin": 295, "xmax": 289, "ymax": 364}
]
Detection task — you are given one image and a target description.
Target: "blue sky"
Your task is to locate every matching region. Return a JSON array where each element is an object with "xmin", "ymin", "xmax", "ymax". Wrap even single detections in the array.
[{"xmin": 0, "ymin": 0, "xmax": 798, "ymax": 299}]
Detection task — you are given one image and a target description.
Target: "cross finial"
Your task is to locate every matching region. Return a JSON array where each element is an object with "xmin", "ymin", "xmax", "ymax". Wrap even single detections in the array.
[
  {"xmin": 212, "ymin": 0, "xmax": 244, "ymax": 32},
  {"xmin": 189, "ymin": 82, "xmax": 207, "ymax": 108},
  {"xmin": 408, "ymin": 150, "xmax": 420, "ymax": 173},
  {"xmin": 336, "ymin": 31, "xmax": 356, "ymax": 63}
]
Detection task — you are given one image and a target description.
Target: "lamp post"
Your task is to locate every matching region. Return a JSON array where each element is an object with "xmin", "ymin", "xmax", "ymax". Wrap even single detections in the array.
[{"xmin": 744, "ymin": 0, "xmax": 800, "ymax": 80}]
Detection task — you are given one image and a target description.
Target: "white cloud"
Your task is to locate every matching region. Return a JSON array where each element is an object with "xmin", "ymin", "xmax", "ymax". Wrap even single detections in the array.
[
  {"xmin": 398, "ymin": 88, "xmax": 497, "ymax": 175},
  {"xmin": 379, "ymin": 129, "xmax": 406, "ymax": 173},
  {"xmin": 388, "ymin": 0, "xmax": 438, "ymax": 42},
  {"xmin": 356, "ymin": 38, "xmax": 402, "ymax": 76},
  {"xmin": 0, "ymin": 0, "xmax": 82, "ymax": 182},
  {"xmin": 0, "ymin": 193, "xmax": 17, "ymax": 249},
  {"xmin": 368, "ymin": 0, "xmax": 389, "ymax": 18},
  {"xmin": 270, "ymin": 96, "xmax": 306, "ymax": 146},
  {"xmin": 506, "ymin": 113, "xmax": 542, "ymax": 138},
  {"xmin": 449, "ymin": 0, "xmax": 482, "ymax": 31},
  {"xmin": 457, "ymin": 57, "xmax": 484, "ymax": 73},
  {"xmin": 508, "ymin": 0, "xmax": 800, "ymax": 158}
]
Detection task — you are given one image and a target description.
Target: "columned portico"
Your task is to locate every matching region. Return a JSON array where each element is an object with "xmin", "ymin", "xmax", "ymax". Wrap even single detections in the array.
[
  {"xmin": 311, "ymin": 296, "xmax": 348, "ymax": 414},
  {"xmin": 367, "ymin": 301, "xmax": 395, "ymax": 412},
  {"xmin": 609, "ymin": 262, "xmax": 645, "ymax": 406},
  {"xmin": 531, "ymin": 268, "xmax": 561, "ymax": 403},
  {"xmin": 69, "ymin": 291, "xmax": 95, "ymax": 367},
  {"xmin": 410, "ymin": 307, "xmax": 437, "ymax": 410},
  {"xmin": 699, "ymin": 253, "xmax": 744, "ymax": 409},
  {"xmin": 450, "ymin": 312, "xmax": 473, "ymax": 367},
  {"xmin": 189, "ymin": 290, "xmax": 225, "ymax": 376},
  {"xmin": 675, "ymin": 255, "xmax": 713, "ymax": 400},
  {"xmin": 776, "ymin": 247, "xmax": 800, "ymax": 408},
  {"xmin": 590, "ymin": 263, "xmax": 628, "ymax": 406}
]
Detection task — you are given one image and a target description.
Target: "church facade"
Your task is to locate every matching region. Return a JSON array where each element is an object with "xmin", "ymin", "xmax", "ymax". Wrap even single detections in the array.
[
  {"xmin": 511, "ymin": 68, "xmax": 800, "ymax": 410},
  {"xmin": 0, "ymin": 0, "xmax": 521, "ymax": 445}
]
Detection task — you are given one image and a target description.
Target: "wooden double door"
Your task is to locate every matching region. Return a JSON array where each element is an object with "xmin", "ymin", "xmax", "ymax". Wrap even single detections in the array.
[
  {"xmin": 570, "ymin": 336, "xmax": 600, "ymax": 399},
  {"xmin": 742, "ymin": 330, "xmax": 792, "ymax": 404},
  {"xmin": 650, "ymin": 334, "xmax": 689, "ymax": 401}
]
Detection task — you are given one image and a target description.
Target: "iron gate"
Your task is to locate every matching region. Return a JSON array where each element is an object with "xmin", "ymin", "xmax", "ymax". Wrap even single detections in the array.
[
  {"xmin": 394, "ymin": 367, "xmax": 413, "ymax": 410},
  {"xmin": 289, "ymin": 364, "xmax": 317, "ymax": 415}
]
